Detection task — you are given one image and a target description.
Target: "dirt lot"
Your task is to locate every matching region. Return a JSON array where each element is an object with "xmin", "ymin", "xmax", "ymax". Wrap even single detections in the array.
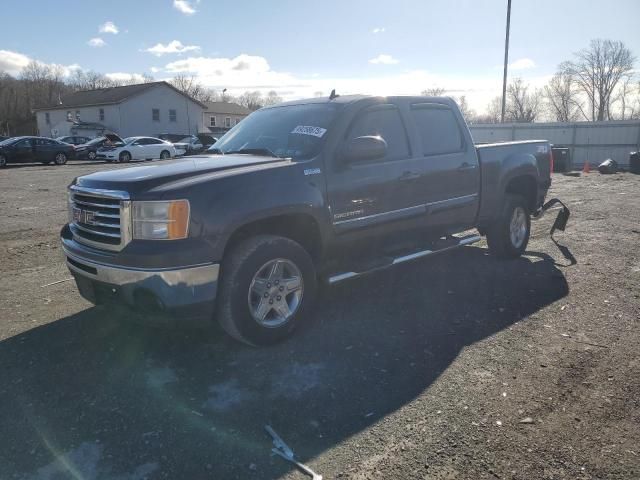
[{"xmin": 0, "ymin": 160, "xmax": 638, "ymax": 480}]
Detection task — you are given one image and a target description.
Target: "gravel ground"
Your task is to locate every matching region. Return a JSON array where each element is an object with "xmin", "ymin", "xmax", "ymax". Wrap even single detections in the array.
[{"xmin": 0, "ymin": 161, "xmax": 638, "ymax": 480}]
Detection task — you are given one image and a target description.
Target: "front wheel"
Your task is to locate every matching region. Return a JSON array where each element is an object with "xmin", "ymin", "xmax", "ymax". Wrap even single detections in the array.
[
  {"xmin": 54, "ymin": 152, "xmax": 67, "ymax": 165},
  {"xmin": 160, "ymin": 150, "xmax": 171, "ymax": 160},
  {"xmin": 0, "ymin": 154, "xmax": 7, "ymax": 168},
  {"xmin": 486, "ymin": 194, "xmax": 531, "ymax": 258},
  {"xmin": 87, "ymin": 151, "xmax": 97, "ymax": 160},
  {"xmin": 119, "ymin": 151, "xmax": 131, "ymax": 163},
  {"xmin": 216, "ymin": 235, "xmax": 317, "ymax": 346}
]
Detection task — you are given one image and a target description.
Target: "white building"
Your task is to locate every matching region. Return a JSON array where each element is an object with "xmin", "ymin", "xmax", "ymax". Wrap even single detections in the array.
[
  {"xmin": 202, "ymin": 101, "xmax": 252, "ymax": 136},
  {"xmin": 34, "ymin": 81, "xmax": 205, "ymax": 139}
]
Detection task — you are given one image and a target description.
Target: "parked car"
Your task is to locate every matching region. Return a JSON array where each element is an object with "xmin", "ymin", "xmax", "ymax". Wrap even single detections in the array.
[
  {"xmin": 0, "ymin": 136, "xmax": 75, "ymax": 167},
  {"xmin": 197, "ymin": 134, "xmax": 218, "ymax": 150},
  {"xmin": 61, "ymin": 95, "xmax": 569, "ymax": 346},
  {"xmin": 74, "ymin": 133, "xmax": 124, "ymax": 160},
  {"xmin": 56, "ymin": 135, "xmax": 91, "ymax": 146},
  {"xmin": 172, "ymin": 135, "xmax": 204, "ymax": 155},
  {"xmin": 96, "ymin": 136, "xmax": 177, "ymax": 162}
]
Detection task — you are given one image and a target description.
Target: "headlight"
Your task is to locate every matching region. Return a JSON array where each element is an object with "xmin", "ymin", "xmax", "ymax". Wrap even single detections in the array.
[{"xmin": 132, "ymin": 200, "xmax": 190, "ymax": 240}]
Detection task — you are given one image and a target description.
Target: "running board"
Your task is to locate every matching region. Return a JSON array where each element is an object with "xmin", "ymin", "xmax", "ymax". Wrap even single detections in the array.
[{"xmin": 327, "ymin": 234, "xmax": 481, "ymax": 284}]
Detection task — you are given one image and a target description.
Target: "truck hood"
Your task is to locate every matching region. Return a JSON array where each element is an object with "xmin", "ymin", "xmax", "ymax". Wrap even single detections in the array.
[{"xmin": 74, "ymin": 154, "xmax": 291, "ymax": 194}]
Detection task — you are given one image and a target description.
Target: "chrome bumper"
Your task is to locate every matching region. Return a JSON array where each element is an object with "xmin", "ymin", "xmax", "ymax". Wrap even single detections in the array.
[{"xmin": 63, "ymin": 247, "xmax": 220, "ymax": 317}]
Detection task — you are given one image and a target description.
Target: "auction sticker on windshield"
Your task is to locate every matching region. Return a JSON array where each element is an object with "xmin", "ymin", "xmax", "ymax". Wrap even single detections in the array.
[{"xmin": 291, "ymin": 125, "xmax": 327, "ymax": 138}]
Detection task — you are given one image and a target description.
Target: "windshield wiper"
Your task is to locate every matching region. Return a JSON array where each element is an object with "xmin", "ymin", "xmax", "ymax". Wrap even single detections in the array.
[{"xmin": 224, "ymin": 147, "xmax": 283, "ymax": 158}]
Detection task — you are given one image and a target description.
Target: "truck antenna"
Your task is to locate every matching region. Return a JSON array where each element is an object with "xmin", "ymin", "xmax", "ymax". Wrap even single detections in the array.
[{"xmin": 329, "ymin": 89, "xmax": 339, "ymax": 100}]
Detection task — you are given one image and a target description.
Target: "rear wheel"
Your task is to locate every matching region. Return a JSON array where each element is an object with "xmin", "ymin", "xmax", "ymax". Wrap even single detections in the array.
[
  {"xmin": 216, "ymin": 235, "xmax": 317, "ymax": 346},
  {"xmin": 119, "ymin": 151, "xmax": 131, "ymax": 163},
  {"xmin": 54, "ymin": 152, "xmax": 67, "ymax": 165},
  {"xmin": 160, "ymin": 150, "xmax": 171, "ymax": 160},
  {"xmin": 486, "ymin": 194, "xmax": 531, "ymax": 258},
  {"xmin": 0, "ymin": 154, "xmax": 6, "ymax": 168},
  {"xmin": 87, "ymin": 151, "xmax": 97, "ymax": 160}
]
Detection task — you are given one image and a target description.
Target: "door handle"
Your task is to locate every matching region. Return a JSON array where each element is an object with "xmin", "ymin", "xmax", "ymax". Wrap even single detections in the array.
[
  {"xmin": 457, "ymin": 162, "xmax": 477, "ymax": 171},
  {"xmin": 399, "ymin": 170, "xmax": 420, "ymax": 181}
]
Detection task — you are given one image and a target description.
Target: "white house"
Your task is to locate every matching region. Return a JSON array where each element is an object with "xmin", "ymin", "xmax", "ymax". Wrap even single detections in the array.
[
  {"xmin": 202, "ymin": 101, "xmax": 252, "ymax": 136},
  {"xmin": 34, "ymin": 81, "xmax": 205, "ymax": 139}
]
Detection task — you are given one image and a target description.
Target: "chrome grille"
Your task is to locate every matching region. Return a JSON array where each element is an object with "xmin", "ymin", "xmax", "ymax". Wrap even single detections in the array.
[{"xmin": 68, "ymin": 185, "xmax": 131, "ymax": 251}]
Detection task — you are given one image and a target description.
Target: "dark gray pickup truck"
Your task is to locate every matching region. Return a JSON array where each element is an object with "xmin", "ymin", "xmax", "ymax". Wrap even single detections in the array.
[{"xmin": 61, "ymin": 94, "xmax": 568, "ymax": 345}]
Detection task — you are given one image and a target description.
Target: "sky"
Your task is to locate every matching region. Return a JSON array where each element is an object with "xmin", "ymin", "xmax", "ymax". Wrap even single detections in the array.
[{"xmin": 1, "ymin": 0, "xmax": 639, "ymax": 113}]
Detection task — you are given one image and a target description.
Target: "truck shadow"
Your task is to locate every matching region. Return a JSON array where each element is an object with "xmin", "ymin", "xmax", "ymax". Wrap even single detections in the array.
[{"xmin": 0, "ymin": 247, "xmax": 569, "ymax": 479}]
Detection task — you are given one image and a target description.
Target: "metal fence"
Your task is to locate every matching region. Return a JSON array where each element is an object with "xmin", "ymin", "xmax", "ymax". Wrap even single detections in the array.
[{"xmin": 469, "ymin": 120, "xmax": 640, "ymax": 168}]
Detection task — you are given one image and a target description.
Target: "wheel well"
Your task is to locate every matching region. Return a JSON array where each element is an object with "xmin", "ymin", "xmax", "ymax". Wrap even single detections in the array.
[
  {"xmin": 120, "ymin": 150, "xmax": 130, "ymax": 158},
  {"xmin": 224, "ymin": 214, "xmax": 323, "ymax": 261},
  {"xmin": 505, "ymin": 175, "xmax": 537, "ymax": 211}
]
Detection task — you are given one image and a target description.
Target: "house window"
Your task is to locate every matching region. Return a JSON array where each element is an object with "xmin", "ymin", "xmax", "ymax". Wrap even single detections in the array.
[
  {"xmin": 66, "ymin": 111, "xmax": 72, "ymax": 121},
  {"xmin": 152, "ymin": 108, "xmax": 160, "ymax": 121},
  {"xmin": 169, "ymin": 109, "xmax": 177, "ymax": 122},
  {"xmin": 45, "ymin": 112, "xmax": 50, "ymax": 124},
  {"xmin": 235, "ymin": 118, "xmax": 241, "ymax": 126},
  {"xmin": 99, "ymin": 108, "xmax": 104, "ymax": 121},
  {"xmin": 210, "ymin": 116, "xmax": 216, "ymax": 127},
  {"xmin": 225, "ymin": 117, "xmax": 231, "ymax": 128},
  {"xmin": 75, "ymin": 111, "xmax": 80, "ymax": 121}
]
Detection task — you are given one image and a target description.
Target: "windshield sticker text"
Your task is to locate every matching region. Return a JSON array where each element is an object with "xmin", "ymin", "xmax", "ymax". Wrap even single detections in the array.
[{"xmin": 291, "ymin": 126, "xmax": 327, "ymax": 138}]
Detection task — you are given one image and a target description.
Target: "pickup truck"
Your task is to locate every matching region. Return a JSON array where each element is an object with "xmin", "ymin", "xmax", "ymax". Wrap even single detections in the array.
[{"xmin": 61, "ymin": 94, "xmax": 568, "ymax": 345}]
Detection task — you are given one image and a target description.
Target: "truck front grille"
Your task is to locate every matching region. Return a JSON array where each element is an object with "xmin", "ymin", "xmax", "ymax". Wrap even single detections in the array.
[{"xmin": 68, "ymin": 186, "xmax": 131, "ymax": 251}]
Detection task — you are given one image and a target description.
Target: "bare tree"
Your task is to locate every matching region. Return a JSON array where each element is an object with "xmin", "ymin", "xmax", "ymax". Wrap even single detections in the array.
[
  {"xmin": 560, "ymin": 39, "xmax": 635, "ymax": 121},
  {"xmin": 237, "ymin": 91, "xmax": 264, "ymax": 111},
  {"xmin": 505, "ymin": 77, "xmax": 541, "ymax": 123},
  {"xmin": 263, "ymin": 90, "xmax": 283, "ymax": 107},
  {"xmin": 544, "ymin": 72, "xmax": 584, "ymax": 122},
  {"xmin": 169, "ymin": 75, "xmax": 214, "ymax": 103},
  {"xmin": 453, "ymin": 95, "xmax": 476, "ymax": 123},
  {"xmin": 421, "ymin": 87, "xmax": 446, "ymax": 96},
  {"xmin": 609, "ymin": 74, "xmax": 640, "ymax": 120}
]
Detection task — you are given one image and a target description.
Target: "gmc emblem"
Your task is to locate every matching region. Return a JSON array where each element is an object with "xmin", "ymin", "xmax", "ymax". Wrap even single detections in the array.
[{"xmin": 73, "ymin": 207, "xmax": 96, "ymax": 225}]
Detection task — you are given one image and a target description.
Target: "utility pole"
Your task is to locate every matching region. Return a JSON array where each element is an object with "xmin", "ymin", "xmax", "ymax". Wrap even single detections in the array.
[{"xmin": 500, "ymin": 0, "xmax": 512, "ymax": 123}]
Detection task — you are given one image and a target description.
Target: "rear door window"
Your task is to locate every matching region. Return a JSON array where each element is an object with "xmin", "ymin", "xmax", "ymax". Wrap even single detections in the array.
[
  {"xmin": 411, "ymin": 104, "xmax": 464, "ymax": 156},
  {"xmin": 347, "ymin": 105, "xmax": 410, "ymax": 162}
]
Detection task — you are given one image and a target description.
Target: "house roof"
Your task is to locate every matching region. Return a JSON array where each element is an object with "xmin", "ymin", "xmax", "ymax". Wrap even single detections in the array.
[
  {"xmin": 34, "ymin": 81, "xmax": 206, "ymax": 111},
  {"xmin": 204, "ymin": 102, "xmax": 252, "ymax": 115}
]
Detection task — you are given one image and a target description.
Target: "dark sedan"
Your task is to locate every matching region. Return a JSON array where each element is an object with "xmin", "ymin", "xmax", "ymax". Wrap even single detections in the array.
[
  {"xmin": 74, "ymin": 133, "xmax": 124, "ymax": 160},
  {"xmin": 0, "ymin": 136, "xmax": 75, "ymax": 167}
]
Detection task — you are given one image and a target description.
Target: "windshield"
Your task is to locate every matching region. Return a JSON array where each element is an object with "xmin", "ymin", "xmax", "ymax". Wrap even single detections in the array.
[
  {"xmin": 123, "ymin": 137, "xmax": 137, "ymax": 144},
  {"xmin": 209, "ymin": 103, "xmax": 340, "ymax": 160}
]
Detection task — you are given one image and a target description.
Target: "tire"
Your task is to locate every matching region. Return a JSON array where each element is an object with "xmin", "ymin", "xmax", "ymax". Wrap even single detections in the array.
[
  {"xmin": 216, "ymin": 235, "xmax": 317, "ymax": 346},
  {"xmin": 119, "ymin": 151, "xmax": 131, "ymax": 163},
  {"xmin": 486, "ymin": 194, "xmax": 531, "ymax": 259},
  {"xmin": 87, "ymin": 151, "xmax": 97, "ymax": 160},
  {"xmin": 0, "ymin": 154, "xmax": 7, "ymax": 168},
  {"xmin": 54, "ymin": 152, "xmax": 67, "ymax": 165},
  {"xmin": 160, "ymin": 150, "xmax": 171, "ymax": 160}
]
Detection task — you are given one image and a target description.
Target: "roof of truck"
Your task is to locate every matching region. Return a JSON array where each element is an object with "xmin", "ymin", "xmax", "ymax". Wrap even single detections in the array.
[{"xmin": 268, "ymin": 94, "xmax": 455, "ymax": 109}]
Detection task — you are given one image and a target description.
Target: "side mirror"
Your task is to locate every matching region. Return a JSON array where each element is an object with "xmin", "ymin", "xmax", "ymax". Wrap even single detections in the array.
[{"xmin": 341, "ymin": 135, "xmax": 387, "ymax": 163}]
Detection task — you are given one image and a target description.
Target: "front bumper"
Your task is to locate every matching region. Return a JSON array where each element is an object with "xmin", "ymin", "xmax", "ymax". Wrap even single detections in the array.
[{"xmin": 63, "ymin": 245, "xmax": 220, "ymax": 322}]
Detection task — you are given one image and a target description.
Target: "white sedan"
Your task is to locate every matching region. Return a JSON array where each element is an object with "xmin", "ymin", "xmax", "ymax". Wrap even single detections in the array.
[{"xmin": 97, "ymin": 136, "xmax": 178, "ymax": 163}]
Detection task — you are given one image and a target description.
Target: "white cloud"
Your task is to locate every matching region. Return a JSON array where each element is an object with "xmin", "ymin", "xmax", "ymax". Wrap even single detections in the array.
[
  {"xmin": 105, "ymin": 72, "xmax": 146, "ymax": 83},
  {"xmin": 0, "ymin": 49, "xmax": 31, "ymax": 75},
  {"xmin": 144, "ymin": 40, "xmax": 200, "ymax": 56},
  {"xmin": 372, "ymin": 27, "xmax": 386, "ymax": 34},
  {"xmin": 173, "ymin": 0, "xmax": 196, "ymax": 15},
  {"xmin": 99, "ymin": 21, "xmax": 119, "ymax": 34},
  {"xmin": 369, "ymin": 54, "xmax": 399, "ymax": 65},
  {"xmin": 87, "ymin": 37, "xmax": 106, "ymax": 48},
  {"xmin": 150, "ymin": 67, "xmax": 161, "ymax": 73},
  {"xmin": 0, "ymin": 49, "xmax": 81, "ymax": 77},
  {"xmin": 509, "ymin": 58, "xmax": 536, "ymax": 70}
]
